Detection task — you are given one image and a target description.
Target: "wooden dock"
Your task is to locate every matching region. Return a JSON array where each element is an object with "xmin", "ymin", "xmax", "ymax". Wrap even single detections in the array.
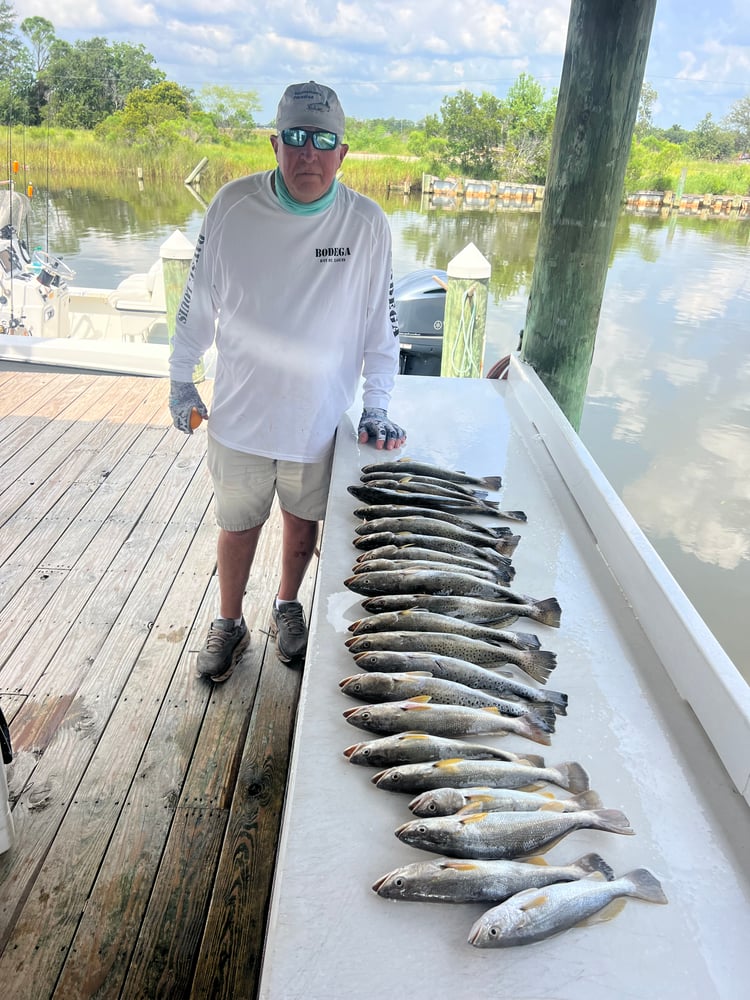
[{"xmin": 0, "ymin": 368, "xmax": 315, "ymax": 999}]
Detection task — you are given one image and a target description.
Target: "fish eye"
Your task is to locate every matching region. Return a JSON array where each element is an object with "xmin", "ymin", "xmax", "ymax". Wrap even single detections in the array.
[
  {"xmin": 360, "ymin": 711, "xmax": 371, "ymax": 721},
  {"xmin": 360, "ymin": 747, "xmax": 371, "ymax": 757},
  {"xmin": 394, "ymin": 877, "xmax": 405, "ymax": 887},
  {"xmin": 416, "ymin": 824, "xmax": 427, "ymax": 833},
  {"xmin": 489, "ymin": 927, "xmax": 499, "ymax": 937}
]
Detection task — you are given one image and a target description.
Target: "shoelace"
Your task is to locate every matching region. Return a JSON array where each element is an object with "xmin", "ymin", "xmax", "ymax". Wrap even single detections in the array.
[
  {"xmin": 277, "ymin": 605, "xmax": 305, "ymax": 635},
  {"xmin": 205, "ymin": 622, "xmax": 238, "ymax": 650}
]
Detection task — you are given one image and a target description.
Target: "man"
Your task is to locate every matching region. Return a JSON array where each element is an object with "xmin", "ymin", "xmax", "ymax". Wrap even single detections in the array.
[{"xmin": 168, "ymin": 80, "xmax": 406, "ymax": 681}]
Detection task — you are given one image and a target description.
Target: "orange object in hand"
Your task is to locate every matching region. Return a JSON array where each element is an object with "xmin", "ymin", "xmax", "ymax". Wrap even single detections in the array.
[{"xmin": 190, "ymin": 407, "xmax": 204, "ymax": 429}]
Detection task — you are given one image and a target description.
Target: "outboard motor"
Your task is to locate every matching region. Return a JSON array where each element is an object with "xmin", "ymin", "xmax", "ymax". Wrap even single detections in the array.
[{"xmin": 394, "ymin": 268, "xmax": 447, "ymax": 376}]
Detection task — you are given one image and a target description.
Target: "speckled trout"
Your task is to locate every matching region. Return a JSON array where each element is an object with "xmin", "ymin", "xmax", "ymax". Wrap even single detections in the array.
[
  {"xmin": 360, "ymin": 459, "xmax": 503, "ymax": 490},
  {"xmin": 395, "ymin": 808, "xmax": 635, "ymax": 859},
  {"xmin": 354, "ymin": 517, "xmax": 520, "ymax": 556},
  {"xmin": 353, "ymin": 534, "xmax": 515, "ymax": 570},
  {"xmin": 372, "ymin": 757, "xmax": 589, "ymax": 794},
  {"xmin": 342, "ymin": 732, "xmax": 545, "ymax": 769},
  {"xmin": 348, "ymin": 610, "xmax": 541, "ymax": 651},
  {"xmin": 353, "ymin": 504, "xmax": 524, "ymax": 531},
  {"xmin": 409, "ymin": 787, "xmax": 602, "ymax": 817},
  {"xmin": 343, "ymin": 699, "xmax": 552, "ymax": 744},
  {"xmin": 360, "ymin": 593, "xmax": 562, "ymax": 629}
]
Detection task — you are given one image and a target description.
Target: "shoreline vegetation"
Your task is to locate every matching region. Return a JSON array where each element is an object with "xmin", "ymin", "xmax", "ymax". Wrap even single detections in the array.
[{"xmin": 7, "ymin": 127, "xmax": 750, "ymax": 205}]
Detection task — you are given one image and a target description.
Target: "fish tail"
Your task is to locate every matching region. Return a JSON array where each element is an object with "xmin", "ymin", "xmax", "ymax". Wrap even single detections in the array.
[
  {"xmin": 477, "ymin": 475, "xmax": 503, "ymax": 490},
  {"xmin": 555, "ymin": 761, "xmax": 590, "ymax": 793},
  {"xmin": 512, "ymin": 631, "xmax": 542, "ymax": 650},
  {"xmin": 498, "ymin": 509, "xmax": 527, "ymax": 522},
  {"xmin": 496, "ymin": 535, "xmax": 521, "ymax": 556},
  {"xmin": 621, "ymin": 868, "xmax": 668, "ymax": 904},
  {"xmin": 591, "ymin": 808, "xmax": 635, "ymax": 835},
  {"xmin": 528, "ymin": 704, "xmax": 557, "ymax": 732},
  {"xmin": 518, "ymin": 714, "xmax": 553, "ymax": 746},
  {"xmin": 569, "ymin": 790, "xmax": 603, "ymax": 810},
  {"xmin": 516, "ymin": 649, "xmax": 557, "ymax": 684},
  {"xmin": 573, "ymin": 853, "xmax": 615, "ymax": 880},
  {"xmin": 528, "ymin": 597, "xmax": 562, "ymax": 628},
  {"xmin": 543, "ymin": 688, "xmax": 569, "ymax": 716}
]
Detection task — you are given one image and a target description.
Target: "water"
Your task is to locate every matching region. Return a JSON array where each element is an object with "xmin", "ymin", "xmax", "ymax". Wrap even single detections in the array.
[{"xmin": 22, "ymin": 183, "xmax": 750, "ymax": 684}]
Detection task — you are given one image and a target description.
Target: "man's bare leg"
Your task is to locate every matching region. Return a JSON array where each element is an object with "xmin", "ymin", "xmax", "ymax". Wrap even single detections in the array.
[
  {"xmin": 217, "ymin": 525, "xmax": 264, "ymax": 619},
  {"xmin": 277, "ymin": 509, "xmax": 319, "ymax": 601}
]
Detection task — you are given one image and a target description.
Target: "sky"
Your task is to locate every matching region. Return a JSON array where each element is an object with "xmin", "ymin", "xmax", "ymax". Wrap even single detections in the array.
[{"xmin": 17, "ymin": 0, "xmax": 750, "ymax": 130}]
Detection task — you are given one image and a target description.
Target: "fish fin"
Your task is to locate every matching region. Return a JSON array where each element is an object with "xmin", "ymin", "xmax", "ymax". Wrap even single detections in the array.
[
  {"xmin": 578, "ymin": 898, "xmax": 628, "ymax": 926},
  {"xmin": 554, "ymin": 761, "xmax": 590, "ymax": 794},
  {"xmin": 517, "ymin": 649, "xmax": 557, "ymax": 684},
  {"xmin": 622, "ymin": 868, "xmax": 668, "ymax": 904},
  {"xmin": 441, "ymin": 860, "xmax": 480, "ymax": 871},
  {"xmin": 433, "ymin": 758, "xmax": 464, "ymax": 771},
  {"xmin": 518, "ymin": 715, "xmax": 553, "ymax": 746},
  {"xmin": 516, "ymin": 754, "xmax": 546, "ymax": 768},
  {"xmin": 478, "ymin": 475, "xmax": 503, "ymax": 490},
  {"xmin": 524, "ymin": 856, "xmax": 549, "ymax": 867},
  {"xmin": 518, "ymin": 782, "xmax": 546, "ymax": 792},
  {"xmin": 530, "ymin": 597, "xmax": 562, "ymax": 628},
  {"xmin": 458, "ymin": 811, "xmax": 489, "ymax": 826},
  {"xmin": 498, "ymin": 509, "xmax": 527, "ymax": 522},
  {"xmin": 402, "ymin": 698, "xmax": 433, "ymax": 710},
  {"xmin": 571, "ymin": 853, "xmax": 615, "ymax": 880},
  {"xmin": 591, "ymin": 808, "xmax": 635, "ymax": 835},
  {"xmin": 512, "ymin": 631, "xmax": 542, "ymax": 649},
  {"xmin": 529, "ymin": 704, "xmax": 557, "ymax": 731},
  {"xmin": 399, "ymin": 732, "xmax": 431, "ymax": 741},
  {"xmin": 539, "ymin": 799, "xmax": 571, "ymax": 812},
  {"xmin": 544, "ymin": 688, "xmax": 569, "ymax": 716},
  {"xmin": 518, "ymin": 892, "xmax": 549, "ymax": 912},
  {"xmin": 570, "ymin": 790, "xmax": 603, "ymax": 810}
]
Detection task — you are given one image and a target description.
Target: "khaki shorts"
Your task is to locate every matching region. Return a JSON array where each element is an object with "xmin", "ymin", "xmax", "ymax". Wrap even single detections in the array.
[{"xmin": 206, "ymin": 437, "xmax": 334, "ymax": 530}]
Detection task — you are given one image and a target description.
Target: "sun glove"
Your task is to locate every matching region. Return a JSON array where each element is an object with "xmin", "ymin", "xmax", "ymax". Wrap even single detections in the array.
[
  {"xmin": 357, "ymin": 407, "xmax": 406, "ymax": 447},
  {"xmin": 169, "ymin": 380, "xmax": 208, "ymax": 434}
]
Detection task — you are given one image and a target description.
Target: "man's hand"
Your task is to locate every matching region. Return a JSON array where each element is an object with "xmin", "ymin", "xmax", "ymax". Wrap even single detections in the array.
[
  {"xmin": 169, "ymin": 380, "xmax": 208, "ymax": 434},
  {"xmin": 357, "ymin": 407, "xmax": 407, "ymax": 450}
]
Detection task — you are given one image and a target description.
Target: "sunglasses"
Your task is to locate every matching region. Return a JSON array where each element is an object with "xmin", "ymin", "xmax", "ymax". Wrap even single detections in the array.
[{"xmin": 280, "ymin": 128, "xmax": 339, "ymax": 150}]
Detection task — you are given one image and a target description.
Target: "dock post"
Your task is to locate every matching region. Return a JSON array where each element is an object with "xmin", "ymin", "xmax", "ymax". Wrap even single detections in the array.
[
  {"xmin": 440, "ymin": 242, "xmax": 491, "ymax": 378},
  {"xmin": 520, "ymin": 0, "xmax": 657, "ymax": 428},
  {"xmin": 160, "ymin": 229, "xmax": 202, "ymax": 381}
]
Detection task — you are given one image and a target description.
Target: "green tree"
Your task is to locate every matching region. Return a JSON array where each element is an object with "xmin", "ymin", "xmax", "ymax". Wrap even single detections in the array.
[
  {"xmin": 635, "ymin": 80, "xmax": 658, "ymax": 138},
  {"xmin": 0, "ymin": 0, "xmax": 35, "ymax": 123},
  {"xmin": 43, "ymin": 36, "xmax": 165, "ymax": 128},
  {"xmin": 198, "ymin": 84, "xmax": 260, "ymax": 139},
  {"xmin": 20, "ymin": 15, "xmax": 54, "ymax": 72},
  {"xmin": 724, "ymin": 95, "xmax": 750, "ymax": 153},
  {"xmin": 439, "ymin": 89, "xmax": 504, "ymax": 176},
  {"xmin": 688, "ymin": 112, "xmax": 735, "ymax": 161},
  {"xmin": 95, "ymin": 81, "xmax": 191, "ymax": 146}
]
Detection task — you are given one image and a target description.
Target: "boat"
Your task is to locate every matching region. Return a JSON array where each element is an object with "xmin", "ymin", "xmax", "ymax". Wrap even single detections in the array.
[{"xmin": 0, "ymin": 190, "xmax": 175, "ymax": 377}]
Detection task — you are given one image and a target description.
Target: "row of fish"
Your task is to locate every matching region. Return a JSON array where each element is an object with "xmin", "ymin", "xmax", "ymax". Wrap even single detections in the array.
[{"xmin": 337, "ymin": 457, "xmax": 666, "ymax": 949}]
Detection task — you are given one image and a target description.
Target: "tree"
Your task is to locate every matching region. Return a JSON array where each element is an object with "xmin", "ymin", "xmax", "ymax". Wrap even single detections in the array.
[
  {"xmin": 688, "ymin": 112, "xmax": 735, "ymax": 161},
  {"xmin": 438, "ymin": 89, "xmax": 504, "ymax": 176},
  {"xmin": 43, "ymin": 36, "xmax": 165, "ymax": 128},
  {"xmin": 95, "ymin": 81, "xmax": 191, "ymax": 146},
  {"xmin": 20, "ymin": 15, "xmax": 54, "ymax": 72},
  {"xmin": 635, "ymin": 80, "xmax": 658, "ymax": 138},
  {"xmin": 197, "ymin": 84, "xmax": 260, "ymax": 139},
  {"xmin": 724, "ymin": 95, "xmax": 750, "ymax": 153},
  {"xmin": 0, "ymin": 1, "xmax": 35, "ymax": 124}
]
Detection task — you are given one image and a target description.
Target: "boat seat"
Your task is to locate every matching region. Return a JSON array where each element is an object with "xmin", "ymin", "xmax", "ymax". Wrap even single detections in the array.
[{"xmin": 107, "ymin": 259, "xmax": 166, "ymax": 314}]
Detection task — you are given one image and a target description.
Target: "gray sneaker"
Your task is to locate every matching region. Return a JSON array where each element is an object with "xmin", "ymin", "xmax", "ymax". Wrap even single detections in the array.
[
  {"xmin": 196, "ymin": 617, "xmax": 249, "ymax": 682},
  {"xmin": 271, "ymin": 601, "xmax": 308, "ymax": 663}
]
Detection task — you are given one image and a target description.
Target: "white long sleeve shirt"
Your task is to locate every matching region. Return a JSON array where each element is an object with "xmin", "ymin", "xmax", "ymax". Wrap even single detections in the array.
[{"xmin": 169, "ymin": 170, "xmax": 400, "ymax": 462}]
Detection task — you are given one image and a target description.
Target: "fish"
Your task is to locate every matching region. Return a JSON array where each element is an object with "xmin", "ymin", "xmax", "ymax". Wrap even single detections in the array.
[
  {"xmin": 353, "ymin": 504, "xmax": 524, "ymax": 532},
  {"xmin": 342, "ymin": 732, "xmax": 545, "ymax": 769},
  {"xmin": 468, "ymin": 868, "xmax": 668, "ymax": 947},
  {"xmin": 359, "ymin": 475, "xmax": 490, "ymax": 501},
  {"xmin": 360, "ymin": 459, "xmax": 503, "ymax": 490},
  {"xmin": 352, "ymin": 650, "xmax": 568, "ymax": 715},
  {"xmin": 343, "ymin": 699, "xmax": 553, "ymax": 744},
  {"xmin": 348, "ymin": 484, "xmax": 502, "ymax": 515},
  {"xmin": 372, "ymin": 853, "xmax": 615, "ymax": 904},
  {"xmin": 409, "ymin": 787, "xmax": 602, "ymax": 817},
  {"xmin": 361, "ymin": 594, "xmax": 562, "ymax": 629},
  {"xmin": 354, "ymin": 517, "xmax": 521, "ymax": 555},
  {"xmin": 372, "ymin": 758, "xmax": 589, "ymax": 794},
  {"xmin": 348, "ymin": 610, "xmax": 541, "ymax": 651},
  {"xmin": 346, "ymin": 631, "xmax": 557, "ymax": 685},
  {"xmin": 338, "ymin": 673, "xmax": 557, "ymax": 731},
  {"xmin": 350, "ymin": 558, "xmax": 509, "ymax": 584},
  {"xmin": 344, "ymin": 568, "xmax": 532, "ymax": 603},
  {"xmin": 352, "ymin": 531, "xmax": 516, "ymax": 568},
  {"xmin": 395, "ymin": 808, "xmax": 635, "ymax": 859},
  {"xmin": 353, "ymin": 546, "xmax": 514, "ymax": 580}
]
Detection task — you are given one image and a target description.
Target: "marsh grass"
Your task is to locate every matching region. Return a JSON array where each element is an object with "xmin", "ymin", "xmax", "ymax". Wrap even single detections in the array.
[{"xmin": 7, "ymin": 127, "xmax": 750, "ymax": 198}]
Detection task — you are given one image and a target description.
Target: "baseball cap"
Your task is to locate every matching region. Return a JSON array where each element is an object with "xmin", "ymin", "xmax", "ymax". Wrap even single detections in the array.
[{"xmin": 275, "ymin": 81, "xmax": 345, "ymax": 138}]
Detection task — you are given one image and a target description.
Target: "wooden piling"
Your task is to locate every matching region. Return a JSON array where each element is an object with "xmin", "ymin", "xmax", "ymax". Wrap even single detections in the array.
[
  {"xmin": 520, "ymin": 0, "xmax": 657, "ymax": 429},
  {"xmin": 440, "ymin": 243, "xmax": 491, "ymax": 378}
]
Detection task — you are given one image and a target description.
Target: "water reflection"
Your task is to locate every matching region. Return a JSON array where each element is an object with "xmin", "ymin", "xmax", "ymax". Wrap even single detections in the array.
[{"xmin": 26, "ymin": 186, "xmax": 750, "ymax": 681}]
